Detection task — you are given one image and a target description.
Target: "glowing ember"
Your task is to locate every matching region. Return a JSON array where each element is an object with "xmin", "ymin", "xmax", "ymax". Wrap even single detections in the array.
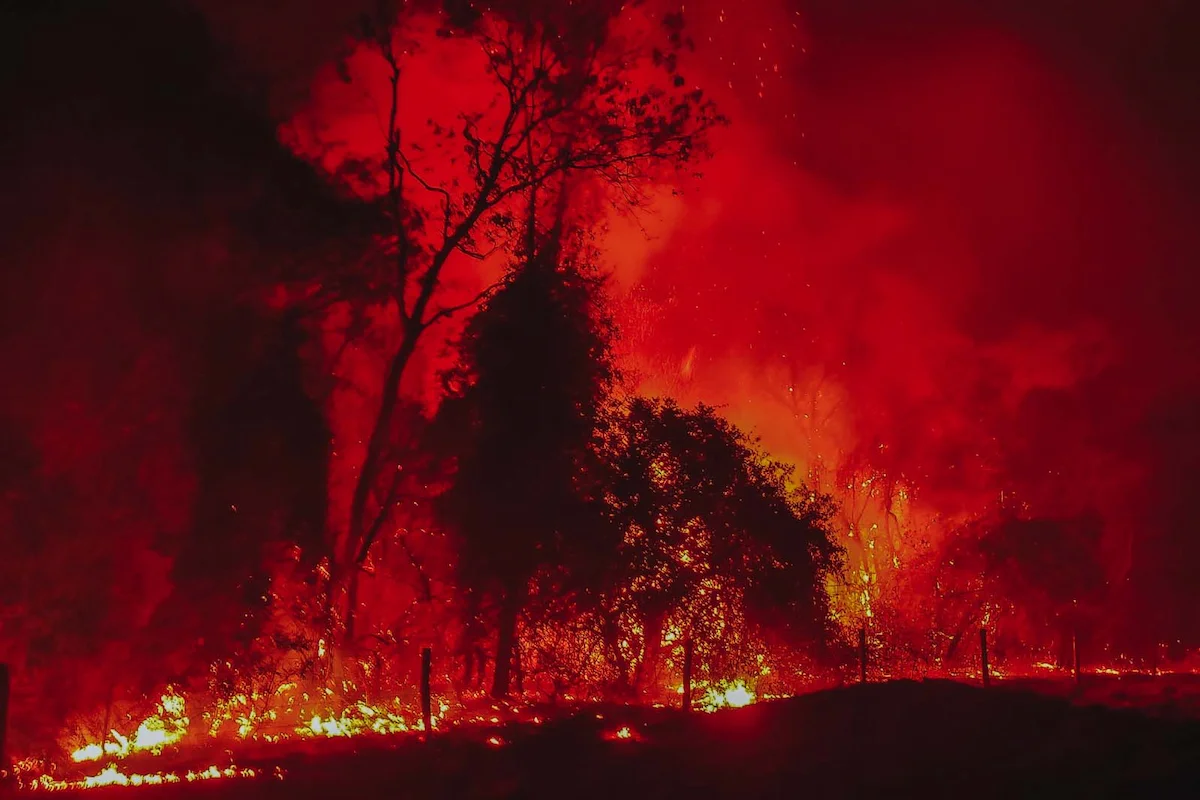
[{"xmin": 602, "ymin": 725, "xmax": 642, "ymax": 742}]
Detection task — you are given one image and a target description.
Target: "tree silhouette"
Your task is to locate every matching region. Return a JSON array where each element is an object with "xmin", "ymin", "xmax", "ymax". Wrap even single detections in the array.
[
  {"xmin": 596, "ymin": 398, "xmax": 842, "ymax": 692},
  {"xmin": 430, "ymin": 223, "xmax": 614, "ymax": 698},
  {"xmin": 936, "ymin": 508, "xmax": 1106, "ymax": 665},
  {"xmin": 1131, "ymin": 394, "xmax": 1200, "ymax": 659},
  {"xmin": 311, "ymin": 1, "xmax": 722, "ymax": 641}
]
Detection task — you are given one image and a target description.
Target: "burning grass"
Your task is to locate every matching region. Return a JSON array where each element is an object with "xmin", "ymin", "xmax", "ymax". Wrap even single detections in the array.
[
  {"xmin": 13, "ymin": 681, "xmax": 1200, "ymax": 799},
  {"xmin": 21, "ymin": 764, "xmax": 263, "ymax": 793},
  {"xmin": 16, "ymin": 661, "xmax": 1200, "ymax": 794},
  {"xmin": 11, "ymin": 623, "xmax": 1200, "ymax": 794}
]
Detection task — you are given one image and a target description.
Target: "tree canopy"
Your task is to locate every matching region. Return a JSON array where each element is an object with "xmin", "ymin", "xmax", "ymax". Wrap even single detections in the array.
[{"xmin": 596, "ymin": 397, "xmax": 842, "ymax": 690}]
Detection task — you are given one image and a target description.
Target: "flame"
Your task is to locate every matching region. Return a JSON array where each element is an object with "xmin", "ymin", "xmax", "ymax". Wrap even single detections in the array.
[
  {"xmin": 18, "ymin": 656, "xmax": 1200, "ymax": 792},
  {"xmin": 699, "ymin": 681, "xmax": 756, "ymax": 711},
  {"xmin": 70, "ymin": 688, "xmax": 189, "ymax": 763},
  {"xmin": 602, "ymin": 725, "xmax": 641, "ymax": 742},
  {"xmin": 24, "ymin": 764, "xmax": 260, "ymax": 793},
  {"xmin": 305, "ymin": 701, "xmax": 425, "ymax": 738}
]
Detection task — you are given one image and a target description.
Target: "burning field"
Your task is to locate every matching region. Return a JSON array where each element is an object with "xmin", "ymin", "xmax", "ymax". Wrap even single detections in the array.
[
  {"xmin": 2, "ymin": 0, "xmax": 1200, "ymax": 795},
  {"xmin": 15, "ymin": 681, "xmax": 1200, "ymax": 798}
]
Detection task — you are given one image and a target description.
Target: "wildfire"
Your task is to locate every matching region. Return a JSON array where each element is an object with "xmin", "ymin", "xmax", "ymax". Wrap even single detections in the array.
[
  {"xmin": 28, "ymin": 679, "xmax": 472, "ymax": 795},
  {"xmin": 23, "ymin": 764, "xmax": 261, "ymax": 793},
  {"xmin": 66, "ymin": 685, "xmax": 455, "ymax": 760},
  {"xmin": 669, "ymin": 680, "xmax": 759, "ymax": 712},
  {"xmin": 304, "ymin": 698, "xmax": 448, "ymax": 738},
  {"xmin": 601, "ymin": 724, "xmax": 641, "ymax": 742},
  {"xmin": 699, "ymin": 681, "xmax": 756, "ymax": 711},
  {"xmin": 70, "ymin": 689, "xmax": 188, "ymax": 763}
]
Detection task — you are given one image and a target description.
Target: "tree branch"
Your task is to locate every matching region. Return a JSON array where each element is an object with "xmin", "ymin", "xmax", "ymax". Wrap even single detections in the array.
[
  {"xmin": 396, "ymin": 147, "xmax": 454, "ymax": 239},
  {"xmin": 422, "ymin": 281, "xmax": 503, "ymax": 330}
]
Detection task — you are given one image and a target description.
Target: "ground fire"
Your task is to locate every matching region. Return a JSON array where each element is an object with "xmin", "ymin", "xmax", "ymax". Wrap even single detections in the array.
[{"xmin": 2, "ymin": 0, "xmax": 1199, "ymax": 796}]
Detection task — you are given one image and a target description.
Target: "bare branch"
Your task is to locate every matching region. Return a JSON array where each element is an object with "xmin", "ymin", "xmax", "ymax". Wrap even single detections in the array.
[
  {"xmin": 421, "ymin": 281, "xmax": 503, "ymax": 330},
  {"xmin": 396, "ymin": 147, "xmax": 454, "ymax": 237},
  {"xmin": 357, "ymin": 462, "xmax": 406, "ymax": 565},
  {"xmin": 458, "ymin": 240, "xmax": 503, "ymax": 261}
]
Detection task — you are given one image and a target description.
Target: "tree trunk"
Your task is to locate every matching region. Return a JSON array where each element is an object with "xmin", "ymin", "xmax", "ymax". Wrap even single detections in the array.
[
  {"xmin": 491, "ymin": 588, "xmax": 524, "ymax": 699},
  {"xmin": 420, "ymin": 647, "xmax": 433, "ymax": 735},
  {"xmin": 102, "ymin": 684, "xmax": 114, "ymax": 746},
  {"xmin": 943, "ymin": 599, "xmax": 984, "ymax": 664},
  {"xmin": 637, "ymin": 612, "xmax": 666, "ymax": 693},
  {"xmin": 460, "ymin": 645, "xmax": 475, "ymax": 693},
  {"xmin": 513, "ymin": 640, "xmax": 524, "ymax": 695},
  {"xmin": 601, "ymin": 610, "xmax": 632, "ymax": 692},
  {"xmin": 342, "ymin": 326, "xmax": 421, "ymax": 644},
  {"xmin": 1056, "ymin": 618, "xmax": 1079, "ymax": 669},
  {"xmin": 0, "ymin": 664, "xmax": 9, "ymax": 774}
]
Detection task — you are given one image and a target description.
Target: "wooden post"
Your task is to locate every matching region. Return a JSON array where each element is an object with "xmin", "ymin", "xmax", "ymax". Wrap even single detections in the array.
[
  {"xmin": 0, "ymin": 664, "xmax": 9, "ymax": 773},
  {"xmin": 1072, "ymin": 630, "xmax": 1081, "ymax": 686},
  {"xmin": 420, "ymin": 647, "xmax": 433, "ymax": 736},
  {"xmin": 101, "ymin": 683, "xmax": 115, "ymax": 758},
  {"xmin": 979, "ymin": 628, "xmax": 990, "ymax": 688},
  {"xmin": 682, "ymin": 639, "xmax": 694, "ymax": 712},
  {"xmin": 859, "ymin": 627, "xmax": 868, "ymax": 684}
]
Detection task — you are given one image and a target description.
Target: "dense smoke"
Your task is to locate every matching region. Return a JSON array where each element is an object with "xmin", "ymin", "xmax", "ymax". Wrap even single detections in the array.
[{"xmin": 606, "ymin": 0, "xmax": 1200, "ymax": 636}]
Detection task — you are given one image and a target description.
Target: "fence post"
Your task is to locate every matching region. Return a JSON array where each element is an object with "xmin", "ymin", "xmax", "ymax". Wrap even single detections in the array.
[
  {"xmin": 979, "ymin": 628, "xmax": 990, "ymax": 688},
  {"xmin": 682, "ymin": 639, "xmax": 694, "ymax": 712},
  {"xmin": 0, "ymin": 664, "xmax": 9, "ymax": 775},
  {"xmin": 420, "ymin": 647, "xmax": 433, "ymax": 736},
  {"xmin": 1072, "ymin": 630, "xmax": 1081, "ymax": 686},
  {"xmin": 859, "ymin": 627, "xmax": 868, "ymax": 684}
]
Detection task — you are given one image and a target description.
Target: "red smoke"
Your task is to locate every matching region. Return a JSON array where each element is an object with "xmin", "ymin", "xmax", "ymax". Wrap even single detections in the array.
[
  {"xmin": 270, "ymin": 0, "xmax": 1196, "ymax": 591},
  {"xmin": 609, "ymin": 2, "xmax": 1186, "ymax": 560},
  {"xmin": 2, "ymin": 1, "xmax": 1197, "ymax": 732}
]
